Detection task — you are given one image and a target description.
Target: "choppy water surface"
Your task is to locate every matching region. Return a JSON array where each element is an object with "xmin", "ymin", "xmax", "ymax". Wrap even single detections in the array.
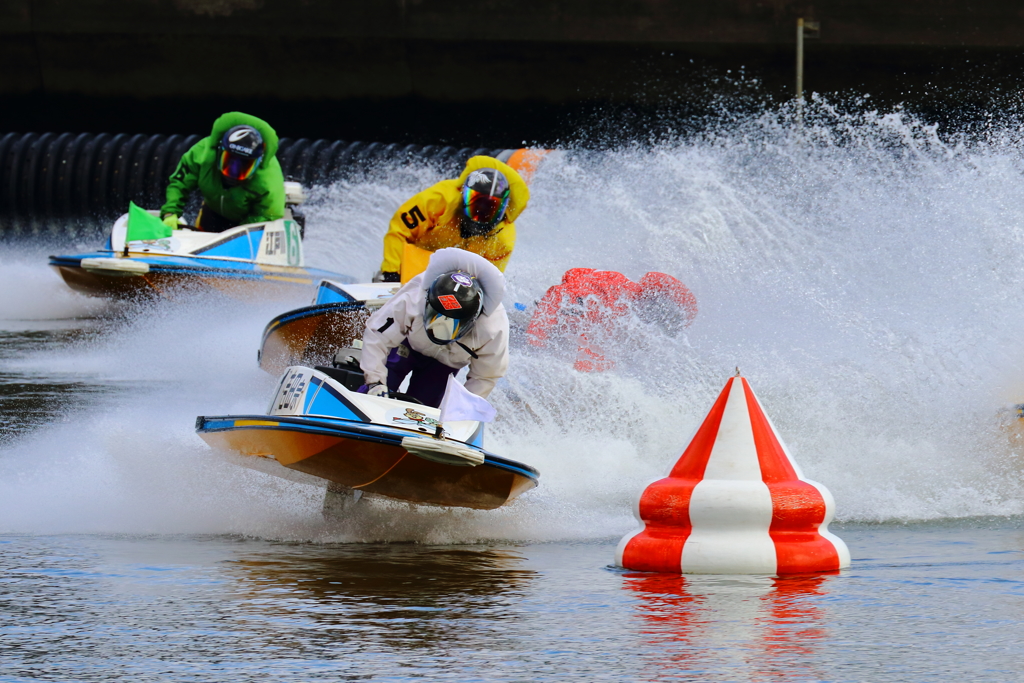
[{"xmin": 5, "ymin": 100, "xmax": 1024, "ymax": 679}]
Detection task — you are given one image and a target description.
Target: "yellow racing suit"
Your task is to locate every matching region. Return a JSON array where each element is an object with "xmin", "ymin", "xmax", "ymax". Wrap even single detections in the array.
[{"xmin": 380, "ymin": 156, "xmax": 530, "ymax": 275}]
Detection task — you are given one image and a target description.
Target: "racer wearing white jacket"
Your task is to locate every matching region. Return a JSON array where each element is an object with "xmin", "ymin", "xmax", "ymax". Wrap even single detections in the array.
[{"xmin": 360, "ymin": 248, "xmax": 509, "ymax": 405}]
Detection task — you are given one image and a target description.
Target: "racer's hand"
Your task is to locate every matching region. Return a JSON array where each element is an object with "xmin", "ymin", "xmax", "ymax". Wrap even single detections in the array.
[
  {"xmin": 380, "ymin": 272, "xmax": 401, "ymax": 283},
  {"xmin": 364, "ymin": 382, "xmax": 389, "ymax": 398},
  {"xmin": 162, "ymin": 214, "xmax": 179, "ymax": 229}
]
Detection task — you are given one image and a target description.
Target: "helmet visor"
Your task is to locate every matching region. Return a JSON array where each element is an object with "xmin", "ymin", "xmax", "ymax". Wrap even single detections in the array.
[
  {"xmin": 219, "ymin": 149, "xmax": 260, "ymax": 182},
  {"xmin": 463, "ymin": 187, "xmax": 510, "ymax": 226},
  {"xmin": 424, "ymin": 307, "xmax": 475, "ymax": 344}
]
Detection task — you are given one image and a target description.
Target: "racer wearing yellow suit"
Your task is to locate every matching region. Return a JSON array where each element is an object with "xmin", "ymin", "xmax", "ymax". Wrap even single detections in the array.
[{"xmin": 377, "ymin": 156, "xmax": 530, "ymax": 281}]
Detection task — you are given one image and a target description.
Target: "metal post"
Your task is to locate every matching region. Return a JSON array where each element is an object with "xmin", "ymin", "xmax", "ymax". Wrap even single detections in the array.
[{"xmin": 796, "ymin": 18, "xmax": 804, "ymax": 100}]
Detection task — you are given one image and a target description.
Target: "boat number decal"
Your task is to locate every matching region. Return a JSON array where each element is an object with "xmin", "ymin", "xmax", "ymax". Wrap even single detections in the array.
[
  {"xmin": 391, "ymin": 407, "xmax": 441, "ymax": 430},
  {"xmin": 284, "ymin": 220, "xmax": 301, "ymax": 265},
  {"xmin": 401, "ymin": 206, "xmax": 426, "ymax": 229},
  {"xmin": 276, "ymin": 370, "xmax": 307, "ymax": 411}
]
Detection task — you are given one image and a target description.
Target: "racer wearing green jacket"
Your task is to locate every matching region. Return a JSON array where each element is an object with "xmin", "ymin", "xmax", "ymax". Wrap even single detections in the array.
[{"xmin": 160, "ymin": 112, "xmax": 286, "ymax": 232}]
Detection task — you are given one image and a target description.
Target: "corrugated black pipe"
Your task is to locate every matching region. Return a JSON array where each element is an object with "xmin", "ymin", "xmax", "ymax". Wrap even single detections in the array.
[{"xmin": 0, "ymin": 132, "xmax": 517, "ymax": 235}]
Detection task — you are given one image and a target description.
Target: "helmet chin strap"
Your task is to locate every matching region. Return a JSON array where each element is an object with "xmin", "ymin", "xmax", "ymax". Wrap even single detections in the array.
[
  {"xmin": 456, "ymin": 341, "xmax": 479, "ymax": 359},
  {"xmin": 425, "ymin": 314, "xmax": 458, "ymax": 345},
  {"xmin": 425, "ymin": 328, "xmax": 452, "ymax": 345},
  {"xmin": 424, "ymin": 327, "xmax": 479, "ymax": 358}
]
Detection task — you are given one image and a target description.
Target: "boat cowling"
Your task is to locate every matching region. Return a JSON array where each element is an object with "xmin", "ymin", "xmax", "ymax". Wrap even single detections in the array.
[{"xmin": 268, "ymin": 365, "xmax": 484, "ymax": 447}]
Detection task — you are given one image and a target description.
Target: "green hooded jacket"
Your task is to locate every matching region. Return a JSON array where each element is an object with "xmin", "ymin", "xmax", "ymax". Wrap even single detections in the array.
[{"xmin": 161, "ymin": 112, "xmax": 286, "ymax": 225}]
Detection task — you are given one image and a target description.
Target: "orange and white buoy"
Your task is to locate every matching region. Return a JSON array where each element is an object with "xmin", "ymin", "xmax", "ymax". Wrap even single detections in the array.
[{"xmin": 616, "ymin": 374, "xmax": 850, "ymax": 575}]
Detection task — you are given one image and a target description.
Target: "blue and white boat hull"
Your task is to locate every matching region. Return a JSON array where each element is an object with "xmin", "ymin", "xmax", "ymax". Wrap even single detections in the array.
[
  {"xmin": 196, "ymin": 366, "xmax": 539, "ymax": 510},
  {"xmin": 49, "ymin": 210, "xmax": 353, "ymax": 300}
]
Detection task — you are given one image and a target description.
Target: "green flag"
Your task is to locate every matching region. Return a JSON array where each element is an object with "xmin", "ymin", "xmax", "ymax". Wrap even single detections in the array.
[{"xmin": 127, "ymin": 202, "xmax": 172, "ymax": 242}]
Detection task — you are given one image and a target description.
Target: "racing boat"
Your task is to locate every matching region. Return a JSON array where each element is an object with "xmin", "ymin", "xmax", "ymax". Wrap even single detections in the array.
[
  {"xmin": 258, "ymin": 243, "xmax": 433, "ymax": 374},
  {"xmin": 49, "ymin": 185, "xmax": 353, "ymax": 300},
  {"xmin": 196, "ymin": 364, "xmax": 539, "ymax": 510},
  {"xmin": 258, "ymin": 280, "xmax": 397, "ymax": 375}
]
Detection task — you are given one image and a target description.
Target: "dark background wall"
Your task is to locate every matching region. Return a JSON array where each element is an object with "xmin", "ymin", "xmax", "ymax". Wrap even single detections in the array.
[{"xmin": 4, "ymin": 0, "xmax": 1024, "ymax": 145}]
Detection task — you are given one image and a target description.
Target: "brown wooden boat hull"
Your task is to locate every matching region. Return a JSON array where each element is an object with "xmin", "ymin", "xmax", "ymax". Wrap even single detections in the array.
[
  {"xmin": 259, "ymin": 304, "xmax": 369, "ymax": 375},
  {"xmin": 197, "ymin": 416, "xmax": 538, "ymax": 510},
  {"xmin": 51, "ymin": 264, "xmax": 321, "ymax": 302}
]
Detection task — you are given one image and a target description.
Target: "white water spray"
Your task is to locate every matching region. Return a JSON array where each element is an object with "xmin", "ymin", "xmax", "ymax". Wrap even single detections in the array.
[{"xmin": 3, "ymin": 100, "xmax": 1024, "ymax": 540}]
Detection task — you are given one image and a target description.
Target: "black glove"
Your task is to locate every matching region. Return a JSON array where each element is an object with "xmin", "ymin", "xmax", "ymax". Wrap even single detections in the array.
[{"xmin": 381, "ymin": 271, "xmax": 400, "ymax": 283}]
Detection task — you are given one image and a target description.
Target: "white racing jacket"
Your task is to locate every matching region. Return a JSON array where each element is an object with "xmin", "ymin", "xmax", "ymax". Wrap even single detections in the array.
[{"xmin": 360, "ymin": 250, "xmax": 510, "ymax": 398}]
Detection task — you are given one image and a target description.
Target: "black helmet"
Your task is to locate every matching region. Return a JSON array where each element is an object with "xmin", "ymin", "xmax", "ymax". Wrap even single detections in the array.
[
  {"xmin": 218, "ymin": 125, "xmax": 264, "ymax": 183},
  {"xmin": 461, "ymin": 168, "xmax": 511, "ymax": 237},
  {"xmin": 423, "ymin": 270, "xmax": 484, "ymax": 344}
]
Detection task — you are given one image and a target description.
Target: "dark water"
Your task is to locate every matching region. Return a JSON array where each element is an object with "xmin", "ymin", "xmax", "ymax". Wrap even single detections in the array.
[
  {"xmin": 0, "ymin": 322, "xmax": 113, "ymax": 444},
  {"xmin": 4, "ymin": 525, "xmax": 1024, "ymax": 682}
]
